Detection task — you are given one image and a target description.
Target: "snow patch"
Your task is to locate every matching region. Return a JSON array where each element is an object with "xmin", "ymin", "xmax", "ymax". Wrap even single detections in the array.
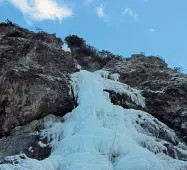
[
  {"xmin": 77, "ymin": 64, "xmax": 82, "ymax": 70},
  {"xmin": 38, "ymin": 141, "xmax": 48, "ymax": 148},
  {"xmin": 109, "ymin": 73, "xmax": 120, "ymax": 81},
  {"xmin": 28, "ymin": 147, "xmax": 34, "ymax": 153},
  {"xmin": 94, "ymin": 70, "xmax": 110, "ymax": 79},
  {"xmin": 94, "ymin": 70, "xmax": 120, "ymax": 82}
]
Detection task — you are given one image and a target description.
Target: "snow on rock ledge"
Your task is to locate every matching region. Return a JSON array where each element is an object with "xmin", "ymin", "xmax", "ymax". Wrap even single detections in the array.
[
  {"xmin": 101, "ymin": 77, "xmax": 145, "ymax": 108},
  {"xmin": 1, "ymin": 70, "xmax": 187, "ymax": 170},
  {"xmin": 93, "ymin": 70, "xmax": 145, "ymax": 107},
  {"xmin": 93, "ymin": 69, "xmax": 145, "ymax": 107},
  {"xmin": 94, "ymin": 70, "xmax": 120, "ymax": 82},
  {"xmin": 109, "ymin": 73, "xmax": 120, "ymax": 81}
]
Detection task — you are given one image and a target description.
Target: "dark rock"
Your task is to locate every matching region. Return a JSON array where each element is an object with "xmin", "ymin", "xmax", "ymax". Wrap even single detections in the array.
[
  {"xmin": 0, "ymin": 22, "xmax": 77, "ymax": 136},
  {"xmin": 69, "ymin": 44, "xmax": 120, "ymax": 72},
  {"xmin": 68, "ymin": 42, "xmax": 187, "ymax": 144},
  {"xmin": 103, "ymin": 55, "xmax": 187, "ymax": 143},
  {"xmin": 0, "ymin": 115, "xmax": 53, "ymax": 163},
  {"xmin": 163, "ymin": 143, "xmax": 187, "ymax": 161},
  {"xmin": 1, "ymin": 23, "xmax": 187, "ymax": 165},
  {"xmin": 0, "ymin": 22, "xmax": 63, "ymax": 49},
  {"xmin": 70, "ymin": 47, "xmax": 105, "ymax": 72},
  {"xmin": 104, "ymin": 89, "xmax": 142, "ymax": 110}
]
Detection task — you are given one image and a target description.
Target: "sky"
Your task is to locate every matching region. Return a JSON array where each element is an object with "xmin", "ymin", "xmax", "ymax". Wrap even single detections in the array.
[{"xmin": 0, "ymin": 0, "xmax": 187, "ymax": 73}]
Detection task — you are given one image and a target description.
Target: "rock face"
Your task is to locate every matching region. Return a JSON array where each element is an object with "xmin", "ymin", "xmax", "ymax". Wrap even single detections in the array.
[
  {"xmin": 70, "ymin": 43, "xmax": 187, "ymax": 143},
  {"xmin": 102, "ymin": 54, "xmax": 187, "ymax": 143},
  {"xmin": 0, "ymin": 114, "xmax": 64, "ymax": 163},
  {"xmin": 70, "ymin": 44, "xmax": 187, "ymax": 144},
  {"xmin": 0, "ymin": 22, "xmax": 77, "ymax": 136},
  {"xmin": 0, "ymin": 23, "xmax": 187, "ymax": 165},
  {"xmin": 70, "ymin": 47, "xmax": 112, "ymax": 72}
]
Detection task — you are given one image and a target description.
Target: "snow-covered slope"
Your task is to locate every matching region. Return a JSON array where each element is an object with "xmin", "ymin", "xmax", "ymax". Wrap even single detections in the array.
[{"xmin": 1, "ymin": 70, "xmax": 187, "ymax": 170}]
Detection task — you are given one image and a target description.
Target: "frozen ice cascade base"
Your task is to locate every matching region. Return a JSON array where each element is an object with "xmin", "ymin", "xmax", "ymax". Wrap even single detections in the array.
[{"xmin": 1, "ymin": 70, "xmax": 187, "ymax": 170}]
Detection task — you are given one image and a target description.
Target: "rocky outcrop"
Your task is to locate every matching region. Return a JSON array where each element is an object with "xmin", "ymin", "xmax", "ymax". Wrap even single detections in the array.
[
  {"xmin": 102, "ymin": 54, "xmax": 187, "ymax": 143},
  {"xmin": 70, "ymin": 47, "xmax": 114, "ymax": 72},
  {"xmin": 69, "ymin": 45, "xmax": 187, "ymax": 144},
  {"xmin": 0, "ymin": 23, "xmax": 187, "ymax": 166},
  {"xmin": 0, "ymin": 22, "xmax": 77, "ymax": 136},
  {"xmin": 0, "ymin": 114, "xmax": 64, "ymax": 163},
  {"xmin": 65, "ymin": 35, "xmax": 120, "ymax": 72},
  {"xmin": 68, "ymin": 37, "xmax": 187, "ymax": 144}
]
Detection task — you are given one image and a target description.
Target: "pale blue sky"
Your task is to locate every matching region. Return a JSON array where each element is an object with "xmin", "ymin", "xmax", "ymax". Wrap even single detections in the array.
[{"xmin": 0, "ymin": 0, "xmax": 186, "ymax": 72}]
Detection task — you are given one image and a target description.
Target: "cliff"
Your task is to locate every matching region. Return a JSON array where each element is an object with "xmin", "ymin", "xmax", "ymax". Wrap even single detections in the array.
[{"xmin": 0, "ymin": 22, "xmax": 187, "ymax": 169}]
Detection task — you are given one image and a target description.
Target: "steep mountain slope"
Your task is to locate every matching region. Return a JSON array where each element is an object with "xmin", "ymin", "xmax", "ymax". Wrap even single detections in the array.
[
  {"xmin": 1, "ymin": 70, "xmax": 187, "ymax": 170},
  {"xmin": 102, "ymin": 54, "xmax": 187, "ymax": 143},
  {"xmin": 0, "ymin": 22, "xmax": 77, "ymax": 137},
  {"xmin": 0, "ymin": 22, "xmax": 187, "ymax": 169},
  {"xmin": 70, "ymin": 41, "xmax": 187, "ymax": 144}
]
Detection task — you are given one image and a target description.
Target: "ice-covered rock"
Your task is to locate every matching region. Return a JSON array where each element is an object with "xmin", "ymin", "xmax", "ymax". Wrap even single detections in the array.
[{"xmin": 1, "ymin": 71, "xmax": 187, "ymax": 170}]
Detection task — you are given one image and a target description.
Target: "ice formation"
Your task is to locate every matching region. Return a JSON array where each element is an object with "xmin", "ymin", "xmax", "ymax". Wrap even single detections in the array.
[
  {"xmin": 94, "ymin": 70, "xmax": 120, "ymax": 82},
  {"xmin": 1, "ymin": 70, "xmax": 187, "ymax": 170},
  {"xmin": 109, "ymin": 73, "xmax": 120, "ymax": 81}
]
